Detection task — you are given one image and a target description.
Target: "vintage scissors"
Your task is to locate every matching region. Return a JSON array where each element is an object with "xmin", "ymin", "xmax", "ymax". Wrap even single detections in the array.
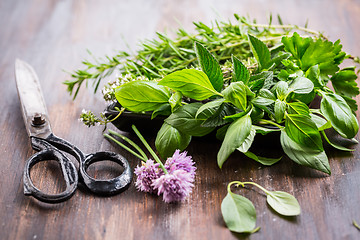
[{"xmin": 15, "ymin": 59, "xmax": 132, "ymax": 203}]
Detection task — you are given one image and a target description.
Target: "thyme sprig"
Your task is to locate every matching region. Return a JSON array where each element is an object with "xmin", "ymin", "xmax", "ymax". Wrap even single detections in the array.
[{"xmin": 64, "ymin": 14, "xmax": 325, "ymax": 99}]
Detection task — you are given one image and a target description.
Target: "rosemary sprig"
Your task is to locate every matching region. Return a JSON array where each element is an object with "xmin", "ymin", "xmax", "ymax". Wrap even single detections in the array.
[{"xmin": 64, "ymin": 14, "xmax": 324, "ymax": 99}]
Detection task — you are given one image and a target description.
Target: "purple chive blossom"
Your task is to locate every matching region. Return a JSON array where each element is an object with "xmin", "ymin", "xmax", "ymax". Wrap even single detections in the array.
[
  {"xmin": 165, "ymin": 150, "xmax": 196, "ymax": 177},
  {"xmin": 152, "ymin": 169, "xmax": 194, "ymax": 203},
  {"xmin": 134, "ymin": 159, "xmax": 163, "ymax": 193}
]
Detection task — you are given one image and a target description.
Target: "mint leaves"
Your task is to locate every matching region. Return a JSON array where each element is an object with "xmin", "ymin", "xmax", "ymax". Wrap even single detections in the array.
[
  {"xmin": 112, "ymin": 32, "xmax": 359, "ymax": 174},
  {"xmin": 221, "ymin": 181, "xmax": 300, "ymax": 233}
]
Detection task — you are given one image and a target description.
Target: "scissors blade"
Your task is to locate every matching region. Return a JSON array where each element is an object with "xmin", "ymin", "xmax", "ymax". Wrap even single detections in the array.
[{"xmin": 15, "ymin": 59, "xmax": 52, "ymax": 138}]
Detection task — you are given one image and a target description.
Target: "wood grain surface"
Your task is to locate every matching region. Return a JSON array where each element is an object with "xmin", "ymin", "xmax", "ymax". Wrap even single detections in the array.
[{"xmin": 1, "ymin": 0, "xmax": 360, "ymax": 239}]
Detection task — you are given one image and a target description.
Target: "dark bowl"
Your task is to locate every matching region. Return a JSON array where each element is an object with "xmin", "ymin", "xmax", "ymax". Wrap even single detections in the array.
[{"xmin": 103, "ymin": 102, "xmax": 166, "ymax": 135}]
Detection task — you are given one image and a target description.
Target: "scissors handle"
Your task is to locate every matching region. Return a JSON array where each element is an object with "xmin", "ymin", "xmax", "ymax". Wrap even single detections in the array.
[
  {"xmin": 23, "ymin": 146, "xmax": 78, "ymax": 203},
  {"xmin": 25, "ymin": 134, "xmax": 132, "ymax": 203}
]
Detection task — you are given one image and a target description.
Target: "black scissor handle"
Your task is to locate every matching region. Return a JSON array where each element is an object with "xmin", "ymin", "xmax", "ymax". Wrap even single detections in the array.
[
  {"xmin": 27, "ymin": 134, "xmax": 132, "ymax": 203},
  {"xmin": 80, "ymin": 151, "xmax": 132, "ymax": 195},
  {"xmin": 23, "ymin": 148, "xmax": 78, "ymax": 204}
]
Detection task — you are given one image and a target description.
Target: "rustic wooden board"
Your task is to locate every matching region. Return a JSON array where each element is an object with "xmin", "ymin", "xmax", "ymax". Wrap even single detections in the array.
[{"xmin": 1, "ymin": 0, "xmax": 360, "ymax": 239}]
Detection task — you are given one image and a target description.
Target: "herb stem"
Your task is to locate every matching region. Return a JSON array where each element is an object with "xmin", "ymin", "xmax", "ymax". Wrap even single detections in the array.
[
  {"xmin": 131, "ymin": 125, "xmax": 168, "ymax": 174},
  {"xmin": 237, "ymin": 181, "xmax": 271, "ymax": 195},
  {"xmin": 258, "ymin": 119, "xmax": 283, "ymax": 129},
  {"xmin": 240, "ymin": 23, "xmax": 321, "ymax": 36},
  {"xmin": 104, "ymin": 133, "xmax": 147, "ymax": 161},
  {"xmin": 107, "ymin": 129, "xmax": 148, "ymax": 160}
]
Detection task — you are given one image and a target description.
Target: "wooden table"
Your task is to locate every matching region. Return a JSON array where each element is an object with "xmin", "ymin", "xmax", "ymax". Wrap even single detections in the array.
[{"xmin": 1, "ymin": 0, "xmax": 360, "ymax": 239}]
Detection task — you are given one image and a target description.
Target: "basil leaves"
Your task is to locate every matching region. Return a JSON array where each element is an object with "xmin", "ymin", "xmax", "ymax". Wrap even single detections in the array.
[
  {"xmin": 113, "ymin": 33, "xmax": 359, "ymax": 174},
  {"xmin": 222, "ymin": 181, "xmax": 301, "ymax": 233}
]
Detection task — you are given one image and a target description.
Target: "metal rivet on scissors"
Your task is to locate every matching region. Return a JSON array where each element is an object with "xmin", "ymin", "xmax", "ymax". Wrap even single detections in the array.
[{"xmin": 15, "ymin": 59, "xmax": 132, "ymax": 204}]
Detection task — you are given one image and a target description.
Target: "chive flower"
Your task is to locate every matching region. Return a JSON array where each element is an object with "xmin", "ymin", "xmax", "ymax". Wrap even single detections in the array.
[{"xmin": 104, "ymin": 126, "xmax": 196, "ymax": 203}]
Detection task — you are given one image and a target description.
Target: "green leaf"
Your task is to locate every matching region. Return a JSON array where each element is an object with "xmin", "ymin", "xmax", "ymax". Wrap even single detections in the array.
[
  {"xmin": 252, "ymin": 125, "xmax": 280, "ymax": 135},
  {"xmin": 331, "ymin": 69, "xmax": 359, "ymax": 98},
  {"xmin": 221, "ymin": 192, "xmax": 257, "ymax": 233},
  {"xmin": 320, "ymin": 131, "xmax": 354, "ymax": 152},
  {"xmin": 282, "ymin": 32, "xmax": 311, "ymax": 60},
  {"xmin": 216, "ymin": 124, "xmax": 230, "ymax": 141},
  {"xmin": 244, "ymin": 151, "xmax": 282, "ymax": 166},
  {"xmin": 287, "ymin": 102, "xmax": 310, "ymax": 115},
  {"xmin": 259, "ymin": 89, "xmax": 276, "ymax": 100},
  {"xmin": 155, "ymin": 123, "xmax": 192, "ymax": 159},
  {"xmin": 218, "ymin": 114, "xmax": 252, "ymax": 168},
  {"xmin": 222, "ymin": 82, "xmax": 248, "ymax": 111},
  {"xmin": 232, "ymin": 55, "xmax": 250, "ymax": 84},
  {"xmin": 237, "ymin": 127, "xmax": 256, "ymax": 153},
  {"xmin": 165, "ymin": 102, "xmax": 215, "ymax": 137},
  {"xmin": 305, "ymin": 65, "xmax": 324, "ymax": 88},
  {"xmin": 194, "ymin": 42, "xmax": 224, "ymax": 92},
  {"xmin": 320, "ymin": 92, "xmax": 359, "ymax": 139},
  {"xmin": 248, "ymin": 34, "xmax": 271, "ymax": 70},
  {"xmin": 310, "ymin": 113, "xmax": 331, "ymax": 131},
  {"xmin": 159, "ymin": 69, "xmax": 221, "ymax": 101},
  {"xmin": 266, "ymin": 191, "xmax": 301, "ymax": 216},
  {"xmin": 288, "ymin": 76, "xmax": 314, "ymax": 94},
  {"xmin": 196, "ymin": 99, "xmax": 224, "ymax": 119},
  {"xmin": 196, "ymin": 99, "xmax": 232, "ymax": 127},
  {"xmin": 169, "ymin": 91, "xmax": 182, "ymax": 112},
  {"xmin": 115, "ymin": 80, "xmax": 171, "ymax": 112},
  {"xmin": 285, "ymin": 113, "xmax": 323, "ymax": 151},
  {"xmin": 274, "ymin": 100, "xmax": 286, "ymax": 123},
  {"xmin": 275, "ymin": 81, "xmax": 289, "ymax": 100},
  {"xmin": 280, "ymin": 130, "xmax": 331, "ymax": 174},
  {"xmin": 248, "ymin": 71, "xmax": 274, "ymax": 92},
  {"xmin": 151, "ymin": 103, "xmax": 171, "ymax": 119}
]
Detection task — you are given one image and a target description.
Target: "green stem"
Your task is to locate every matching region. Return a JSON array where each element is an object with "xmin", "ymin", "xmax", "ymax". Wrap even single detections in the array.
[
  {"xmin": 258, "ymin": 119, "xmax": 283, "ymax": 129},
  {"xmin": 241, "ymin": 23, "xmax": 322, "ymax": 36},
  {"xmin": 104, "ymin": 134, "xmax": 147, "ymax": 161},
  {"xmin": 237, "ymin": 181, "xmax": 271, "ymax": 195},
  {"xmin": 131, "ymin": 125, "xmax": 168, "ymax": 174},
  {"xmin": 108, "ymin": 129, "xmax": 148, "ymax": 160}
]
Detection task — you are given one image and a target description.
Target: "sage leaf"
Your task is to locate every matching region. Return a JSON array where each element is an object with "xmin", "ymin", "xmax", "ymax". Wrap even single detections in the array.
[
  {"xmin": 244, "ymin": 151, "xmax": 282, "ymax": 166},
  {"xmin": 155, "ymin": 123, "xmax": 192, "ymax": 159},
  {"xmin": 320, "ymin": 92, "xmax": 359, "ymax": 139},
  {"xmin": 248, "ymin": 34, "xmax": 271, "ymax": 70},
  {"xmin": 232, "ymin": 55, "xmax": 250, "ymax": 84},
  {"xmin": 165, "ymin": 102, "xmax": 215, "ymax": 137},
  {"xmin": 266, "ymin": 191, "xmax": 301, "ymax": 216},
  {"xmin": 285, "ymin": 113, "xmax": 323, "ymax": 151},
  {"xmin": 194, "ymin": 42, "xmax": 224, "ymax": 92},
  {"xmin": 159, "ymin": 69, "xmax": 221, "ymax": 101},
  {"xmin": 288, "ymin": 76, "xmax": 314, "ymax": 94},
  {"xmin": 115, "ymin": 80, "xmax": 171, "ymax": 112},
  {"xmin": 222, "ymin": 81, "xmax": 248, "ymax": 111},
  {"xmin": 221, "ymin": 192, "xmax": 257, "ymax": 233},
  {"xmin": 218, "ymin": 114, "xmax": 252, "ymax": 168},
  {"xmin": 280, "ymin": 130, "xmax": 331, "ymax": 174}
]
